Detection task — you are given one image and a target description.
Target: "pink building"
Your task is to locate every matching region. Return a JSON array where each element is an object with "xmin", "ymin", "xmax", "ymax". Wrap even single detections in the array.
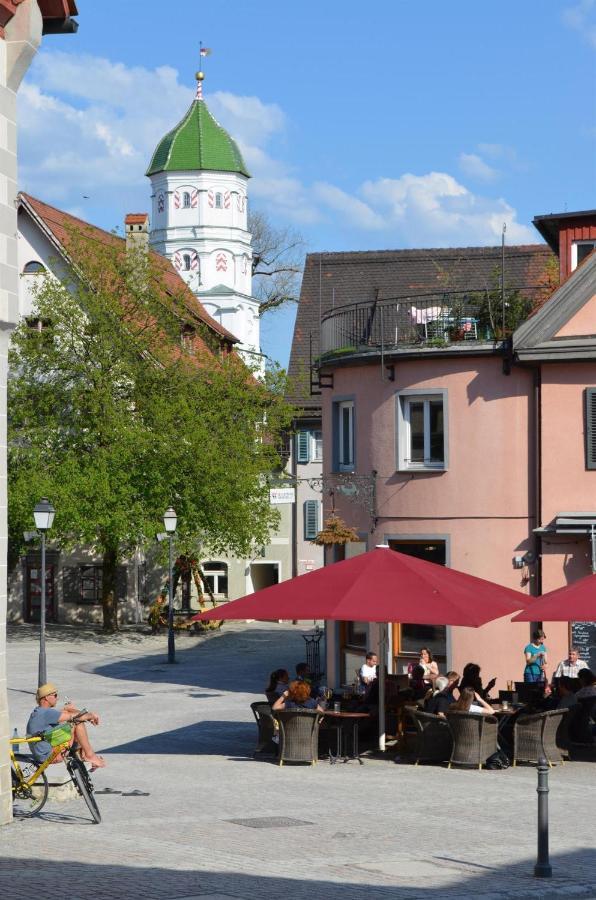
[{"xmin": 289, "ymin": 214, "xmax": 596, "ymax": 689}]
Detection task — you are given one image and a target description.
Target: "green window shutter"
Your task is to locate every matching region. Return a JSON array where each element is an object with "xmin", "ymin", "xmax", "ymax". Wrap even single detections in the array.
[
  {"xmin": 297, "ymin": 430, "xmax": 310, "ymax": 463},
  {"xmin": 304, "ymin": 500, "xmax": 320, "ymax": 540},
  {"xmin": 586, "ymin": 389, "xmax": 596, "ymax": 470}
]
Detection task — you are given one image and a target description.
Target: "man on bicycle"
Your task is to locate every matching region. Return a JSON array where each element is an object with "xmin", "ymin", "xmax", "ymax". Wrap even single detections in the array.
[{"xmin": 27, "ymin": 682, "xmax": 106, "ymax": 770}]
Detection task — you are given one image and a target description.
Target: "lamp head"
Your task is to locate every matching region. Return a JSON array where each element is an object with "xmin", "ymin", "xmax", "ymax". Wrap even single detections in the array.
[
  {"xmin": 33, "ymin": 498, "xmax": 55, "ymax": 531},
  {"xmin": 163, "ymin": 507, "xmax": 177, "ymax": 533}
]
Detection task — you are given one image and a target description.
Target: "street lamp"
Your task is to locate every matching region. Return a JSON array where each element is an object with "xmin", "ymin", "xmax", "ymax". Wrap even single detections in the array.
[
  {"xmin": 162, "ymin": 507, "xmax": 177, "ymax": 664},
  {"xmin": 33, "ymin": 498, "xmax": 55, "ymax": 686}
]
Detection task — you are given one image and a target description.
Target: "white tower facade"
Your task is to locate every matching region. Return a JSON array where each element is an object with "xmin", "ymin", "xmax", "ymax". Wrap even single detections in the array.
[{"xmin": 146, "ymin": 76, "xmax": 262, "ymax": 367}]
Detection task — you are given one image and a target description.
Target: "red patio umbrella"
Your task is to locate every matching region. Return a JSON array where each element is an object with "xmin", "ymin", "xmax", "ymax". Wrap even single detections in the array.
[
  {"xmin": 193, "ymin": 546, "xmax": 527, "ymax": 625},
  {"xmin": 512, "ymin": 573, "xmax": 596, "ymax": 622}
]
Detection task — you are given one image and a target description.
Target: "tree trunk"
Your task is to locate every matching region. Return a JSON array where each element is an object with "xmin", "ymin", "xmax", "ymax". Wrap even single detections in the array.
[{"xmin": 102, "ymin": 545, "xmax": 119, "ymax": 632}]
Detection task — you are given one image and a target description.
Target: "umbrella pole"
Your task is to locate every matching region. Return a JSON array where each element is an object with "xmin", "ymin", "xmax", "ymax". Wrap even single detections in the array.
[{"xmin": 378, "ymin": 622, "xmax": 387, "ymax": 752}]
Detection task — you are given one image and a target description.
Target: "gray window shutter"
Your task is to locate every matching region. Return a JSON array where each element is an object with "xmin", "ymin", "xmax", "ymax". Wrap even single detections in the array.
[
  {"xmin": 62, "ymin": 567, "xmax": 80, "ymax": 603},
  {"xmin": 304, "ymin": 500, "xmax": 320, "ymax": 540},
  {"xmin": 297, "ymin": 430, "xmax": 310, "ymax": 463},
  {"xmin": 586, "ymin": 388, "xmax": 596, "ymax": 469}
]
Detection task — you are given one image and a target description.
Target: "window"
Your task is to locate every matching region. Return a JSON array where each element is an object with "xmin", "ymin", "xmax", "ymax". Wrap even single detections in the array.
[
  {"xmin": 397, "ymin": 390, "xmax": 447, "ymax": 471},
  {"xmin": 80, "ymin": 566, "xmax": 103, "ymax": 604},
  {"xmin": 23, "ymin": 260, "xmax": 46, "ymax": 274},
  {"xmin": 346, "ymin": 621, "xmax": 367, "ymax": 648},
  {"xmin": 215, "ymin": 193, "xmax": 223, "ymax": 209},
  {"xmin": 303, "ymin": 499, "xmax": 321, "ymax": 540},
  {"xmin": 333, "ymin": 400, "xmax": 354, "ymax": 471},
  {"xmin": 572, "ymin": 241, "xmax": 596, "ymax": 271},
  {"xmin": 296, "ymin": 429, "xmax": 323, "ymax": 464},
  {"xmin": 183, "ymin": 254, "xmax": 191, "ymax": 271},
  {"xmin": 183, "ymin": 192, "xmax": 191, "ymax": 209},
  {"xmin": 202, "ymin": 561, "xmax": 228, "ymax": 597}
]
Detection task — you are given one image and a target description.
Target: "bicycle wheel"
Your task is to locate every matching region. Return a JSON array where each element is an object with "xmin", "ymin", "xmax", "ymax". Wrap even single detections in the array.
[
  {"xmin": 11, "ymin": 754, "xmax": 48, "ymax": 817},
  {"xmin": 67, "ymin": 756, "xmax": 101, "ymax": 824}
]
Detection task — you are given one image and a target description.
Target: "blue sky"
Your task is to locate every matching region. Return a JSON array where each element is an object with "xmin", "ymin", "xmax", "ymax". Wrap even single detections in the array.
[{"xmin": 19, "ymin": 0, "xmax": 596, "ymax": 366}]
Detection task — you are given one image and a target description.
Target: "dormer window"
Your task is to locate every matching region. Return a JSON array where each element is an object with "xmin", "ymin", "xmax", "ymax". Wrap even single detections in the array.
[
  {"xmin": 23, "ymin": 260, "xmax": 46, "ymax": 274},
  {"xmin": 183, "ymin": 192, "xmax": 191, "ymax": 209},
  {"xmin": 572, "ymin": 241, "xmax": 596, "ymax": 271},
  {"xmin": 215, "ymin": 193, "xmax": 223, "ymax": 209}
]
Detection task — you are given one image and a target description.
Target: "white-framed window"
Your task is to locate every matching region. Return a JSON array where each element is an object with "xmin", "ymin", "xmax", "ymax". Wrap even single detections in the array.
[
  {"xmin": 337, "ymin": 400, "xmax": 354, "ymax": 471},
  {"xmin": 202, "ymin": 561, "xmax": 228, "ymax": 597},
  {"xmin": 183, "ymin": 192, "xmax": 191, "ymax": 209},
  {"xmin": 296, "ymin": 429, "xmax": 323, "ymax": 464},
  {"xmin": 215, "ymin": 192, "xmax": 223, "ymax": 209},
  {"xmin": 571, "ymin": 240, "xmax": 596, "ymax": 271},
  {"xmin": 397, "ymin": 390, "xmax": 447, "ymax": 471},
  {"xmin": 23, "ymin": 260, "xmax": 46, "ymax": 274}
]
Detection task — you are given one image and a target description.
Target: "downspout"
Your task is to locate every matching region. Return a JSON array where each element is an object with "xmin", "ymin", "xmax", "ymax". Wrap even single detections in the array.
[
  {"xmin": 533, "ymin": 366, "xmax": 542, "ymax": 598},
  {"xmin": 291, "ymin": 425, "xmax": 298, "ymax": 578}
]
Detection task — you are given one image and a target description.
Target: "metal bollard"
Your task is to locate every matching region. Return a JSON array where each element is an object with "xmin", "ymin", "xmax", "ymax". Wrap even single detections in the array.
[{"xmin": 534, "ymin": 756, "xmax": 552, "ymax": 878}]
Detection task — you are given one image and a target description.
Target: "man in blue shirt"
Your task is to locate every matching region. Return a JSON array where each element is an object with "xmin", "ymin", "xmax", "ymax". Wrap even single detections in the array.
[{"xmin": 27, "ymin": 682, "xmax": 105, "ymax": 770}]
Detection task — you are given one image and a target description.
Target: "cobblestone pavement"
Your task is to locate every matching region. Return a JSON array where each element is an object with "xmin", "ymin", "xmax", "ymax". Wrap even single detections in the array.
[{"xmin": 2, "ymin": 623, "xmax": 596, "ymax": 900}]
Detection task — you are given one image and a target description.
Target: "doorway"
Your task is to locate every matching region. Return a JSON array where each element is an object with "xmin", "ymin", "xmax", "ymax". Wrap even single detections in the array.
[
  {"xmin": 25, "ymin": 557, "xmax": 57, "ymax": 623},
  {"xmin": 388, "ymin": 539, "xmax": 447, "ymax": 669},
  {"xmin": 250, "ymin": 562, "xmax": 280, "ymax": 592}
]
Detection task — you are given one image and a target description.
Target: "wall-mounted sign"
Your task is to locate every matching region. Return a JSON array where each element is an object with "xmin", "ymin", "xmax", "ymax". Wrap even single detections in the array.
[{"xmin": 270, "ymin": 488, "xmax": 295, "ymax": 504}]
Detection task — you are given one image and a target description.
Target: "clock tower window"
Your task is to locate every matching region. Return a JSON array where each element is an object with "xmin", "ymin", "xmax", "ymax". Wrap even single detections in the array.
[
  {"xmin": 183, "ymin": 254, "xmax": 191, "ymax": 271},
  {"xmin": 183, "ymin": 192, "xmax": 191, "ymax": 209},
  {"xmin": 215, "ymin": 192, "xmax": 223, "ymax": 209}
]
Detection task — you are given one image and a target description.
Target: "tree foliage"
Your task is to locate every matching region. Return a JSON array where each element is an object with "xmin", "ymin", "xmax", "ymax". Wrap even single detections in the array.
[
  {"xmin": 249, "ymin": 209, "xmax": 305, "ymax": 315},
  {"xmin": 8, "ymin": 230, "xmax": 294, "ymax": 630}
]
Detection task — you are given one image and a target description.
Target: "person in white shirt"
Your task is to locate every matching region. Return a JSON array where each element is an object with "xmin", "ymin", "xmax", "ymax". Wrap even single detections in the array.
[
  {"xmin": 359, "ymin": 652, "xmax": 378, "ymax": 685},
  {"xmin": 553, "ymin": 647, "xmax": 588, "ymax": 681}
]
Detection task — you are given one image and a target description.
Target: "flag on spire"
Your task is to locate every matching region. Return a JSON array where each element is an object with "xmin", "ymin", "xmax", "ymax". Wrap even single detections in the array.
[{"xmin": 200, "ymin": 46, "xmax": 212, "ymax": 57}]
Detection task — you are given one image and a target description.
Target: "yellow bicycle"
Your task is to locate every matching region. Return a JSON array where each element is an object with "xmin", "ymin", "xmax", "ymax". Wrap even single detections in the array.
[{"xmin": 10, "ymin": 711, "xmax": 101, "ymax": 823}]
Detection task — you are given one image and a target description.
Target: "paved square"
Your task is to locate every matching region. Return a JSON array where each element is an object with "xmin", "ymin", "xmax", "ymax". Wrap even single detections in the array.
[{"xmin": 2, "ymin": 622, "xmax": 595, "ymax": 900}]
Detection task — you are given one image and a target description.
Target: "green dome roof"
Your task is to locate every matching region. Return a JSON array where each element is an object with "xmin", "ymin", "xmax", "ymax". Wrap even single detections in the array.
[{"xmin": 146, "ymin": 98, "xmax": 250, "ymax": 178}]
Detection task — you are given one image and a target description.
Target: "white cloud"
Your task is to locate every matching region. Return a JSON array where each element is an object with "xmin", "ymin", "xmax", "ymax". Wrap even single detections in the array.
[
  {"xmin": 562, "ymin": 0, "xmax": 596, "ymax": 48},
  {"xmin": 459, "ymin": 152, "xmax": 498, "ymax": 182},
  {"xmin": 18, "ymin": 50, "xmax": 535, "ymax": 248}
]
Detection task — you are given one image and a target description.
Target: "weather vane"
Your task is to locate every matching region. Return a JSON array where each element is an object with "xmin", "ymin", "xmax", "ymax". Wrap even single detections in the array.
[{"xmin": 196, "ymin": 42, "xmax": 212, "ymax": 100}]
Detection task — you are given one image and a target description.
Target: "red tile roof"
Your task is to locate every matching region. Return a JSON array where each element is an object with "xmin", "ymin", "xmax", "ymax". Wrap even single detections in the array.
[
  {"xmin": 125, "ymin": 213, "xmax": 149, "ymax": 225},
  {"xmin": 19, "ymin": 192, "xmax": 239, "ymax": 348}
]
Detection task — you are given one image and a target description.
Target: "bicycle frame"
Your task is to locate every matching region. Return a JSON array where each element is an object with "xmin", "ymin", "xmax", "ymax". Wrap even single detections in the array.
[{"xmin": 10, "ymin": 735, "xmax": 71, "ymax": 789}]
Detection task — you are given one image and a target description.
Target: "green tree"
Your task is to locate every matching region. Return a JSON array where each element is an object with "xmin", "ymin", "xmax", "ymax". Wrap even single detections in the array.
[{"xmin": 8, "ymin": 230, "xmax": 293, "ymax": 631}]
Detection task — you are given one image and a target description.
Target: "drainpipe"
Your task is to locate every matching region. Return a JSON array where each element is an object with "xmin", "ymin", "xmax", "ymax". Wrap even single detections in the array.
[
  {"xmin": 291, "ymin": 424, "xmax": 298, "ymax": 579},
  {"xmin": 532, "ymin": 367, "xmax": 542, "ymax": 598}
]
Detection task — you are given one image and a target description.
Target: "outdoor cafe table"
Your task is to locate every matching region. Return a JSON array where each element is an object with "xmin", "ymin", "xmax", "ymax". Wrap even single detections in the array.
[
  {"xmin": 322, "ymin": 710, "xmax": 370, "ymax": 765},
  {"xmin": 491, "ymin": 704, "xmax": 525, "ymax": 753}
]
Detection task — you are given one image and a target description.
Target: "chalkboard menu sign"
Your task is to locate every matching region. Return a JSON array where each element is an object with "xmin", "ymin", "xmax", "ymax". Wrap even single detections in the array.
[{"xmin": 572, "ymin": 622, "xmax": 596, "ymax": 671}]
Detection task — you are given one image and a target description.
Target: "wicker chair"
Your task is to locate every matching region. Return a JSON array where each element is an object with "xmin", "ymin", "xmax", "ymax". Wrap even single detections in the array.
[
  {"xmin": 569, "ymin": 697, "xmax": 596, "ymax": 745},
  {"xmin": 446, "ymin": 711, "xmax": 498, "ymax": 770},
  {"xmin": 406, "ymin": 708, "xmax": 453, "ymax": 765},
  {"xmin": 274, "ymin": 709, "xmax": 322, "ymax": 766},
  {"xmin": 250, "ymin": 702, "xmax": 276, "ymax": 755},
  {"xmin": 513, "ymin": 709, "xmax": 567, "ymax": 767}
]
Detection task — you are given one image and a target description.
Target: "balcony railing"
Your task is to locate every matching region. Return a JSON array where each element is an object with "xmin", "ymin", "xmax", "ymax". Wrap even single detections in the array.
[{"xmin": 319, "ymin": 289, "xmax": 545, "ymax": 357}]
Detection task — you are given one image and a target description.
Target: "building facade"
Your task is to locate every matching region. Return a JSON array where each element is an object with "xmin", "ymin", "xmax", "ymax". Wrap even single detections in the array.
[
  {"xmin": 300, "ymin": 214, "xmax": 596, "ymax": 690},
  {"xmin": 0, "ymin": 0, "xmax": 78, "ymax": 828}
]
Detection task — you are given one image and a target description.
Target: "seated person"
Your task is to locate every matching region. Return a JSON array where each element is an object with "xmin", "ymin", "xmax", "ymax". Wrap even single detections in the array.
[
  {"xmin": 552, "ymin": 646, "xmax": 588, "ymax": 682},
  {"xmin": 26, "ymin": 682, "xmax": 105, "ymax": 770},
  {"xmin": 295, "ymin": 662, "xmax": 312, "ymax": 683},
  {"xmin": 426, "ymin": 671, "xmax": 460, "ymax": 717},
  {"xmin": 556, "ymin": 676, "xmax": 579, "ymax": 711},
  {"xmin": 459, "ymin": 662, "xmax": 496, "ymax": 700},
  {"xmin": 265, "ymin": 668, "xmax": 289, "ymax": 704},
  {"xmin": 449, "ymin": 686, "xmax": 494, "ymax": 715},
  {"xmin": 416, "ymin": 647, "xmax": 440, "ymax": 686},
  {"xmin": 359, "ymin": 652, "xmax": 378, "ymax": 686},
  {"xmin": 409, "ymin": 664, "xmax": 431, "ymax": 702},
  {"xmin": 272, "ymin": 680, "xmax": 325, "ymax": 712},
  {"xmin": 576, "ymin": 669, "xmax": 596, "ymax": 699}
]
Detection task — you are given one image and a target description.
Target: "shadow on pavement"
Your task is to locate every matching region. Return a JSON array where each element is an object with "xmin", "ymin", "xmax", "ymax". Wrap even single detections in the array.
[
  {"xmin": 102, "ymin": 720, "xmax": 255, "ymax": 756},
  {"xmin": 88, "ymin": 625, "xmax": 312, "ymax": 694},
  {"xmin": 0, "ymin": 853, "xmax": 594, "ymax": 900}
]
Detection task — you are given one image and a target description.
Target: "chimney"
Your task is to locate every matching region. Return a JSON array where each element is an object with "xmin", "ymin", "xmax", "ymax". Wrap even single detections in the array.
[{"xmin": 125, "ymin": 213, "xmax": 149, "ymax": 253}]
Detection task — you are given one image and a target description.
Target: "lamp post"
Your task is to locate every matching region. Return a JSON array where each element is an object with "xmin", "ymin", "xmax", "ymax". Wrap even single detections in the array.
[
  {"xmin": 163, "ymin": 507, "xmax": 177, "ymax": 664},
  {"xmin": 33, "ymin": 498, "xmax": 55, "ymax": 686}
]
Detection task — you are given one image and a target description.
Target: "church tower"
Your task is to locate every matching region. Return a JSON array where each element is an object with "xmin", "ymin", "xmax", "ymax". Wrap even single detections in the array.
[{"xmin": 146, "ymin": 69, "xmax": 262, "ymax": 367}]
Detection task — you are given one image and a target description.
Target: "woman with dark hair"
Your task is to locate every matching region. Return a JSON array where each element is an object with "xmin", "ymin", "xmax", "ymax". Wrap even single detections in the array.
[
  {"xmin": 449, "ymin": 686, "xmax": 494, "ymax": 715},
  {"xmin": 576, "ymin": 669, "xmax": 596, "ymax": 698},
  {"xmin": 272, "ymin": 680, "xmax": 325, "ymax": 712},
  {"xmin": 265, "ymin": 669, "xmax": 289, "ymax": 705},
  {"xmin": 409, "ymin": 664, "xmax": 431, "ymax": 701},
  {"xmin": 459, "ymin": 662, "xmax": 496, "ymax": 700},
  {"xmin": 523, "ymin": 629, "xmax": 548, "ymax": 683},
  {"xmin": 419, "ymin": 647, "xmax": 439, "ymax": 683}
]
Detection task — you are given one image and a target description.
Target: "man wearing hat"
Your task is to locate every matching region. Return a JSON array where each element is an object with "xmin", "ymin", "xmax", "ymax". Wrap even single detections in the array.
[{"xmin": 27, "ymin": 683, "xmax": 105, "ymax": 770}]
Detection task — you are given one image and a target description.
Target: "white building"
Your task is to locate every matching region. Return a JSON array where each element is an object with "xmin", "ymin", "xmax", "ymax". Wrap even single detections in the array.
[{"xmin": 147, "ymin": 73, "xmax": 263, "ymax": 371}]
